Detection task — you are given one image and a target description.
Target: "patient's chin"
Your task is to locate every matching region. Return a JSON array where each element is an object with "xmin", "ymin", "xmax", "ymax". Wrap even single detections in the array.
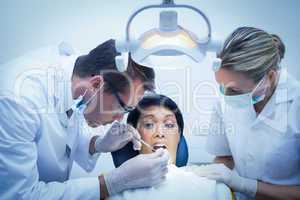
[{"xmin": 140, "ymin": 147, "xmax": 176, "ymax": 165}]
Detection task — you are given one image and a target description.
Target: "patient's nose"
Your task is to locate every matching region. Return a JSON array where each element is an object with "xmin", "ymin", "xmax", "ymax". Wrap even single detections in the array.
[{"xmin": 154, "ymin": 125, "xmax": 165, "ymax": 138}]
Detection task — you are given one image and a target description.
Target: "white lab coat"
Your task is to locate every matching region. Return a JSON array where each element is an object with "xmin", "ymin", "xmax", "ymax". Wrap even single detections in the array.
[
  {"xmin": 0, "ymin": 47, "xmax": 101, "ymax": 200},
  {"xmin": 206, "ymin": 69, "xmax": 300, "ymax": 200}
]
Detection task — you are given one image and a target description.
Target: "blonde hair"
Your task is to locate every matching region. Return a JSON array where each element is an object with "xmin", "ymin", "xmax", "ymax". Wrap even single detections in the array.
[{"xmin": 218, "ymin": 27, "xmax": 285, "ymax": 82}]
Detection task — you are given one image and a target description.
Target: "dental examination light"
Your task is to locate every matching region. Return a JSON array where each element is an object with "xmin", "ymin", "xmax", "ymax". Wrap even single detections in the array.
[{"xmin": 115, "ymin": 0, "xmax": 223, "ymax": 72}]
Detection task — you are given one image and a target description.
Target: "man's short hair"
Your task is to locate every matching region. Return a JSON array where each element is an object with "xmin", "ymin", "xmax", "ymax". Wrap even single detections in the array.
[{"xmin": 72, "ymin": 39, "xmax": 155, "ymax": 93}]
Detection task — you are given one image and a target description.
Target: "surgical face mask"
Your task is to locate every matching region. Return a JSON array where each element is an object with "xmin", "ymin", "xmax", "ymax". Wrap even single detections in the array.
[
  {"xmin": 71, "ymin": 84, "xmax": 103, "ymax": 115},
  {"xmin": 220, "ymin": 75, "xmax": 268, "ymax": 109}
]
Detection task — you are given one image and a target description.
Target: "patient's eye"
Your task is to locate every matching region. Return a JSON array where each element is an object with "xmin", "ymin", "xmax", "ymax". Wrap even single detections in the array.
[
  {"xmin": 143, "ymin": 122, "xmax": 154, "ymax": 129},
  {"xmin": 164, "ymin": 122, "xmax": 176, "ymax": 129}
]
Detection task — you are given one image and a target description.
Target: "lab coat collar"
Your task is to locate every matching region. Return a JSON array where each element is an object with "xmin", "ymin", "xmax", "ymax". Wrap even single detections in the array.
[
  {"xmin": 274, "ymin": 68, "xmax": 294, "ymax": 104},
  {"xmin": 55, "ymin": 55, "xmax": 78, "ymax": 128},
  {"xmin": 254, "ymin": 68, "xmax": 296, "ymax": 132}
]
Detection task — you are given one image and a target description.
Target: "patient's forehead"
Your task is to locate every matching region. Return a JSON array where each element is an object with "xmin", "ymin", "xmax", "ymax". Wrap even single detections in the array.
[{"xmin": 140, "ymin": 106, "xmax": 176, "ymax": 121}]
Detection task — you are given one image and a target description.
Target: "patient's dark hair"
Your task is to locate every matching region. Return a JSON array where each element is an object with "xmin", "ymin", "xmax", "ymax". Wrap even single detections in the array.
[
  {"xmin": 127, "ymin": 94, "xmax": 184, "ymax": 135},
  {"xmin": 72, "ymin": 39, "xmax": 155, "ymax": 93}
]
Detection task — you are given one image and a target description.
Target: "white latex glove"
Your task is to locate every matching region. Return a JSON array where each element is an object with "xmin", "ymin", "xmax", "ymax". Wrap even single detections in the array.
[
  {"xmin": 194, "ymin": 163, "xmax": 257, "ymax": 198},
  {"xmin": 95, "ymin": 121, "xmax": 142, "ymax": 153},
  {"xmin": 104, "ymin": 149, "xmax": 170, "ymax": 196}
]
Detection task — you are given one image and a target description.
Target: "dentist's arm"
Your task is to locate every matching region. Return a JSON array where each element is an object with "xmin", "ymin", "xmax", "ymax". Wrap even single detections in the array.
[
  {"xmin": 72, "ymin": 118, "xmax": 142, "ymax": 172},
  {"xmin": 99, "ymin": 175, "xmax": 109, "ymax": 199},
  {"xmin": 89, "ymin": 135, "xmax": 99, "ymax": 155},
  {"xmin": 255, "ymin": 182, "xmax": 300, "ymax": 200},
  {"xmin": 214, "ymin": 156, "xmax": 234, "ymax": 169},
  {"xmin": 0, "ymin": 97, "xmax": 101, "ymax": 200},
  {"xmin": 103, "ymin": 149, "xmax": 170, "ymax": 196},
  {"xmin": 195, "ymin": 163, "xmax": 300, "ymax": 200},
  {"xmin": 0, "ymin": 97, "xmax": 169, "ymax": 200}
]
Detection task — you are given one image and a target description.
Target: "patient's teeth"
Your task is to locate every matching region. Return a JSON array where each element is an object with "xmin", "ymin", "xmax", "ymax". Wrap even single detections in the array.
[{"xmin": 153, "ymin": 144, "xmax": 167, "ymax": 150}]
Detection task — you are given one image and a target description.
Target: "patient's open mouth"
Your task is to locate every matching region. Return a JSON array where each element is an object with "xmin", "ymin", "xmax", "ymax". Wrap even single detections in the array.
[{"xmin": 153, "ymin": 143, "xmax": 167, "ymax": 150}]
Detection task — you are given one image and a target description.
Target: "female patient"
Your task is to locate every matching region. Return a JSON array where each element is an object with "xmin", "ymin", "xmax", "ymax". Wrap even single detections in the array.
[{"xmin": 109, "ymin": 94, "xmax": 232, "ymax": 200}]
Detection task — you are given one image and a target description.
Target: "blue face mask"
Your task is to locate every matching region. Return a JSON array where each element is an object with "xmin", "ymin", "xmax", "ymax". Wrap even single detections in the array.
[
  {"xmin": 70, "ymin": 93, "xmax": 87, "ymax": 113},
  {"xmin": 71, "ymin": 84, "xmax": 104, "ymax": 114},
  {"xmin": 220, "ymin": 76, "xmax": 267, "ymax": 108}
]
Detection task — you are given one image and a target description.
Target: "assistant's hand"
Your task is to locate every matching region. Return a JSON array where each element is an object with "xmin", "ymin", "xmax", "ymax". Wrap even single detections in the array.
[
  {"xmin": 104, "ymin": 149, "xmax": 170, "ymax": 196},
  {"xmin": 95, "ymin": 121, "xmax": 142, "ymax": 153},
  {"xmin": 194, "ymin": 163, "xmax": 257, "ymax": 198}
]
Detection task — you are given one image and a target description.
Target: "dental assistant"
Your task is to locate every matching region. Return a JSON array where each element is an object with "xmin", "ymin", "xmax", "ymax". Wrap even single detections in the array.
[
  {"xmin": 0, "ymin": 39, "xmax": 169, "ymax": 200},
  {"xmin": 201, "ymin": 27, "xmax": 300, "ymax": 200}
]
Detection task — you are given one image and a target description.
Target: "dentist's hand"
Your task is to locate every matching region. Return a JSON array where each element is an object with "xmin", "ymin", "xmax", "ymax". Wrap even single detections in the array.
[
  {"xmin": 194, "ymin": 163, "xmax": 257, "ymax": 198},
  {"xmin": 104, "ymin": 149, "xmax": 170, "ymax": 196},
  {"xmin": 95, "ymin": 121, "xmax": 142, "ymax": 153}
]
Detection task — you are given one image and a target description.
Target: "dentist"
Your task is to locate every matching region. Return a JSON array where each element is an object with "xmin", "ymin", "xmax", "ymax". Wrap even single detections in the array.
[
  {"xmin": 200, "ymin": 27, "xmax": 300, "ymax": 200},
  {"xmin": 0, "ymin": 39, "xmax": 169, "ymax": 200}
]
